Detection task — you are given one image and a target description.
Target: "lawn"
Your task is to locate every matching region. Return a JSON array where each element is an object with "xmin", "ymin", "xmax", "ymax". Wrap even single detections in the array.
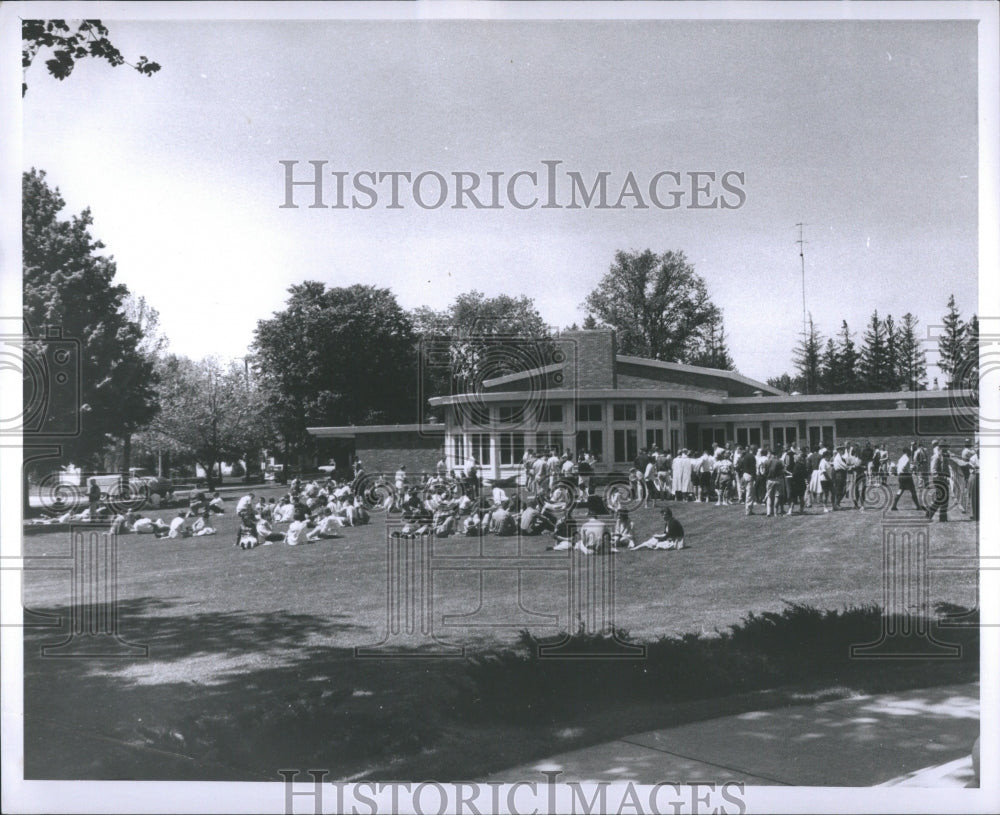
[{"xmin": 19, "ymin": 487, "xmax": 980, "ymax": 780}]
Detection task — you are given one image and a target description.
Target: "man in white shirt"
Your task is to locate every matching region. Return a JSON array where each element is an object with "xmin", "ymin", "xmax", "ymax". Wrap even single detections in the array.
[
  {"xmin": 236, "ymin": 492, "xmax": 255, "ymax": 514},
  {"xmin": 286, "ymin": 519, "xmax": 310, "ymax": 546},
  {"xmin": 167, "ymin": 512, "xmax": 191, "ymax": 539}
]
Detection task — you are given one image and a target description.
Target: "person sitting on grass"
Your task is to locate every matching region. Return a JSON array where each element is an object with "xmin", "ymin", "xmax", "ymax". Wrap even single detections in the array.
[
  {"xmin": 285, "ymin": 517, "xmax": 311, "ymax": 546},
  {"xmin": 489, "ymin": 499, "xmax": 517, "ymax": 536},
  {"xmin": 432, "ymin": 506, "xmax": 458, "ymax": 538},
  {"xmin": 190, "ymin": 517, "xmax": 216, "ymax": 536},
  {"xmin": 307, "ymin": 508, "xmax": 342, "ymax": 541},
  {"xmin": 133, "ymin": 516, "xmax": 169, "ymax": 535},
  {"xmin": 610, "ymin": 510, "xmax": 636, "ymax": 550},
  {"xmin": 208, "ymin": 492, "xmax": 226, "ymax": 514},
  {"xmin": 518, "ymin": 498, "xmax": 551, "ymax": 535},
  {"xmin": 158, "ymin": 511, "xmax": 192, "ymax": 540},
  {"xmin": 631, "ymin": 508, "xmax": 685, "ymax": 550},
  {"xmin": 547, "ymin": 507, "xmax": 579, "ymax": 551},
  {"xmin": 254, "ymin": 516, "xmax": 284, "ymax": 546},
  {"xmin": 578, "ymin": 509, "xmax": 611, "ymax": 554}
]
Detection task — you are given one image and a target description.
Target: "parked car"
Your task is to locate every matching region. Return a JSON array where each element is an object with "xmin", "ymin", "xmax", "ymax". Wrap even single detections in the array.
[{"xmin": 85, "ymin": 468, "xmax": 173, "ymax": 500}]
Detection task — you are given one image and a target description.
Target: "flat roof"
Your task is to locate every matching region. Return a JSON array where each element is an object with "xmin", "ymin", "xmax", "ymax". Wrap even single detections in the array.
[{"xmin": 308, "ymin": 423, "xmax": 445, "ymax": 438}]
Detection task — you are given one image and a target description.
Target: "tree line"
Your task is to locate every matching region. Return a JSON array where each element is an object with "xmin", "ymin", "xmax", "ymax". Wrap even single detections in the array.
[
  {"xmin": 768, "ymin": 300, "xmax": 978, "ymax": 395},
  {"xmin": 22, "ymin": 168, "xmax": 978, "ymax": 482}
]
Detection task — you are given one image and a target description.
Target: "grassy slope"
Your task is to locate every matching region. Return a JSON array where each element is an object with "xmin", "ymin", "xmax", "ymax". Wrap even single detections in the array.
[{"xmin": 21, "ymin": 489, "xmax": 979, "ymax": 779}]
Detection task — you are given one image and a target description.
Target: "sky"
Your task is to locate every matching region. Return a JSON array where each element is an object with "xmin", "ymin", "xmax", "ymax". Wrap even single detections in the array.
[{"xmin": 18, "ymin": 11, "xmax": 982, "ymax": 384}]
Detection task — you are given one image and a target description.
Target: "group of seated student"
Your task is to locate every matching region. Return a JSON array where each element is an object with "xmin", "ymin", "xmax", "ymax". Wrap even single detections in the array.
[
  {"xmin": 546, "ymin": 505, "xmax": 686, "ymax": 554},
  {"xmin": 235, "ymin": 478, "xmax": 372, "ymax": 549}
]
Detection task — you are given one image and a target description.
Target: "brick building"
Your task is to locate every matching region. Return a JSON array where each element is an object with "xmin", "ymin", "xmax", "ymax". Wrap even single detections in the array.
[{"xmin": 309, "ymin": 328, "xmax": 976, "ymax": 480}]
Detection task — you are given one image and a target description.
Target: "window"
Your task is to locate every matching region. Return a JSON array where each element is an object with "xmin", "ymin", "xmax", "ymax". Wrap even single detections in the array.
[
  {"xmin": 576, "ymin": 429, "xmax": 603, "ymax": 459},
  {"xmin": 735, "ymin": 427, "xmax": 762, "ymax": 448},
  {"xmin": 669, "ymin": 404, "xmax": 679, "ymax": 422},
  {"xmin": 645, "ymin": 428, "xmax": 664, "ymax": 450},
  {"xmin": 576, "ymin": 403, "xmax": 602, "ymax": 422},
  {"xmin": 772, "ymin": 425, "xmax": 798, "ymax": 449},
  {"xmin": 614, "ymin": 428, "xmax": 638, "ymax": 462},
  {"xmin": 452, "ymin": 435, "xmax": 464, "ymax": 463},
  {"xmin": 470, "ymin": 433, "xmax": 491, "ymax": 465},
  {"xmin": 536, "ymin": 431, "xmax": 562, "ymax": 455},
  {"xmin": 613, "ymin": 403, "xmax": 637, "ymax": 422},
  {"xmin": 670, "ymin": 429, "xmax": 679, "ymax": 454},
  {"xmin": 539, "ymin": 404, "xmax": 563, "ymax": 423},
  {"xmin": 499, "ymin": 432, "xmax": 525, "ymax": 465},
  {"xmin": 645, "ymin": 404, "xmax": 664, "ymax": 422},
  {"xmin": 498, "ymin": 406, "xmax": 518, "ymax": 424},
  {"xmin": 808, "ymin": 425, "xmax": 834, "ymax": 450}
]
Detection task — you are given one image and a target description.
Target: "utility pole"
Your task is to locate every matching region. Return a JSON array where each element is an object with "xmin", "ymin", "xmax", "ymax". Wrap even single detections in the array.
[{"xmin": 795, "ymin": 223, "xmax": 807, "ymax": 344}]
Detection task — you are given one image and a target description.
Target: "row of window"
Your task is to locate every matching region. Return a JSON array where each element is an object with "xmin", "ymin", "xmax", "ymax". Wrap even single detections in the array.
[
  {"xmin": 490, "ymin": 402, "xmax": 682, "ymax": 425},
  {"xmin": 698, "ymin": 424, "xmax": 836, "ymax": 453},
  {"xmin": 451, "ymin": 425, "xmax": 684, "ymax": 465}
]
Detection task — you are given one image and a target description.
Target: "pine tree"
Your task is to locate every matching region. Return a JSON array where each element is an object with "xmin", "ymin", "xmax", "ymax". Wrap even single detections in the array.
[
  {"xmin": 882, "ymin": 315, "xmax": 901, "ymax": 391},
  {"xmin": 960, "ymin": 315, "xmax": 979, "ymax": 393},
  {"xmin": 820, "ymin": 337, "xmax": 839, "ymax": 394},
  {"xmin": 937, "ymin": 294, "xmax": 966, "ymax": 388},
  {"xmin": 836, "ymin": 321, "xmax": 859, "ymax": 392},
  {"xmin": 895, "ymin": 312, "xmax": 928, "ymax": 391},
  {"xmin": 858, "ymin": 310, "xmax": 887, "ymax": 391},
  {"xmin": 792, "ymin": 314, "xmax": 823, "ymax": 395}
]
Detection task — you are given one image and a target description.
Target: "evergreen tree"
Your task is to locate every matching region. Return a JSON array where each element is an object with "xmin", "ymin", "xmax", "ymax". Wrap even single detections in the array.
[
  {"xmin": 895, "ymin": 312, "xmax": 928, "ymax": 391},
  {"xmin": 937, "ymin": 294, "xmax": 966, "ymax": 388},
  {"xmin": 882, "ymin": 314, "xmax": 901, "ymax": 391},
  {"xmin": 835, "ymin": 321, "xmax": 859, "ymax": 393},
  {"xmin": 858, "ymin": 310, "xmax": 887, "ymax": 391},
  {"xmin": 792, "ymin": 314, "xmax": 823, "ymax": 395},
  {"xmin": 960, "ymin": 314, "xmax": 979, "ymax": 393},
  {"xmin": 820, "ymin": 337, "xmax": 839, "ymax": 394}
]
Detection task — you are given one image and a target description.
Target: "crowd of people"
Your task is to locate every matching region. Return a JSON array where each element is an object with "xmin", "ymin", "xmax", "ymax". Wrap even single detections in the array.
[
  {"xmin": 516, "ymin": 438, "xmax": 978, "ymax": 522},
  {"xmin": 28, "ymin": 437, "xmax": 979, "ymax": 550}
]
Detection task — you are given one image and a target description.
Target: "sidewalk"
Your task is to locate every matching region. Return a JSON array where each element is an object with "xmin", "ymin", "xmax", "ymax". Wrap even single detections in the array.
[{"xmin": 487, "ymin": 683, "xmax": 979, "ymax": 787}]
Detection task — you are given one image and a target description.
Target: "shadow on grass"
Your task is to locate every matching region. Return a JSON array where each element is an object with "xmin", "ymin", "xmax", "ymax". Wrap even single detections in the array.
[
  {"xmin": 21, "ymin": 600, "xmax": 980, "ymax": 781},
  {"xmin": 23, "ymin": 597, "xmax": 466, "ymax": 780}
]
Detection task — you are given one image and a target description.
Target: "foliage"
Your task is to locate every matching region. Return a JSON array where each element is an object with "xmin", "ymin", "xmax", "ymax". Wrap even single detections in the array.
[
  {"xmin": 583, "ymin": 249, "xmax": 733, "ymax": 369},
  {"xmin": 792, "ymin": 313, "xmax": 823, "ymax": 394},
  {"xmin": 412, "ymin": 290, "xmax": 555, "ymax": 409},
  {"xmin": 463, "ymin": 603, "xmax": 978, "ymax": 722},
  {"xmin": 22, "ymin": 19, "xmax": 160, "ymax": 96},
  {"xmin": 858, "ymin": 310, "xmax": 887, "ymax": 391},
  {"xmin": 895, "ymin": 312, "xmax": 928, "ymax": 391},
  {"xmin": 937, "ymin": 294, "xmax": 966, "ymax": 389},
  {"xmin": 959, "ymin": 314, "xmax": 979, "ymax": 394},
  {"xmin": 252, "ymin": 283, "xmax": 418, "ymax": 454},
  {"xmin": 141, "ymin": 355, "xmax": 271, "ymax": 489},
  {"xmin": 22, "ymin": 168, "xmax": 159, "ymax": 472}
]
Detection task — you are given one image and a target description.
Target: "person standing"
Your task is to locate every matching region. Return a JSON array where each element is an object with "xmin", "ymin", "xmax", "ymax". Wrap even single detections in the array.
[
  {"xmin": 891, "ymin": 444, "xmax": 923, "ymax": 511},
  {"xmin": 87, "ymin": 477, "xmax": 102, "ymax": 517},
  {"xmin": 764, "ymin": 450, "xmax": 786, "ymax": 518},
  {"xmin": 926, "ymin": 442, "xmax": 951, "ymax": 522},
  {"xmin": 832, "ymin": 446, "xmax": 849, "ymax": 509},
  {"xmin": 968, "ymin": 445, "xmax": 979, "ymax": 522},
  {"xmin": 912, "ymin": 441, "xmax": 929, "ymax": 489}
]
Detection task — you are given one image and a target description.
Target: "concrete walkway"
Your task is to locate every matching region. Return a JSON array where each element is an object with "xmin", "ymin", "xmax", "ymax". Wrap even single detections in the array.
[{"xmin": 487, "ymin": 683, "xmax": 979, "ymax": 787}]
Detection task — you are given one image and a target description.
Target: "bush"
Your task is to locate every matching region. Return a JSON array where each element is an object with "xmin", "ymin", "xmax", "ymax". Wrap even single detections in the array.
[{"xmin": 462, "ymin": 603, "xmax": 979, "ymax": 722}]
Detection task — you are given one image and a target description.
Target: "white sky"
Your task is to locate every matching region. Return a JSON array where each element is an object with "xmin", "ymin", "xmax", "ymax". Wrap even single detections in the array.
[{"xmin": 19, "ymin": 13, "xmax": 980, "ymax": 384}]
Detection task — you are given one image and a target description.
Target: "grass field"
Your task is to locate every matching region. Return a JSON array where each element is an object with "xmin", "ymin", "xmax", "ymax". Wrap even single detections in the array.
[{"xmin": 20, "ymin": 486, "xmax": 980, "ymax": 780}]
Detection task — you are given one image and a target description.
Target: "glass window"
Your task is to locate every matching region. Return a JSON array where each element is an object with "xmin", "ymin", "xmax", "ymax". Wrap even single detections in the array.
[
  {"xmin": 646, "ymin": 428, "xmax": 664, "ymax": 449},
  {"xmin": 614, "ymin": 428, "xmax": 638, "ymax": 462},
  {"xmin": 499, "ymin": 432, "xmax": 525, "ymax": 465},
  {"xmin": 576, "ymin": 429, "xmax": 603, "ymax": 459},
  {"xmin": 669, "ymin": 404, "xmax": 679, "ymax": 422},
  {"xmin": 670, "ymin": 429, "xmax": 679, "ymax": 454},
  {"xmin": 613, "ymin": 403, "xmax": 637, "ymax": 422},
  {"xmin": 536, "ymin": 431, "xmax": 562, "ymax": 455},
  {"xmin": 470, "ymin": 433, "xmax": 491, "ymax": 465},
  {"xmin": 539, "ymin": 404, "xmax": 563, "ymax": 423},
  {"xmin": 645, "ymin": 404, "xmax": 663, "ymax": 421},
  {"xmin": 576, "ymin": 403, "xmax": 602, "ymax": 422},
  {"xmin": 453, "ymin": 435, "xmax": 464, "ymax": 463}
]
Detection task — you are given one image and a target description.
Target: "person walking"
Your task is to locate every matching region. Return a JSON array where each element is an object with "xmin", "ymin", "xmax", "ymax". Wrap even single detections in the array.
[{"xmin": 891, "ymin": 444, "xmax": 923, "ymax": 511}]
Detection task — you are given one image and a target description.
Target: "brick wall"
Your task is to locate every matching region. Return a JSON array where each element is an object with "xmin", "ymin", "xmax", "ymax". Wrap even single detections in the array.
[
  {"xmin": 355, "ymin": 431, "xmax": 445, "ymax": 475},
  {"xmin": 561, "ymin": 329, "xmax": 616, "ymax": 390}
]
